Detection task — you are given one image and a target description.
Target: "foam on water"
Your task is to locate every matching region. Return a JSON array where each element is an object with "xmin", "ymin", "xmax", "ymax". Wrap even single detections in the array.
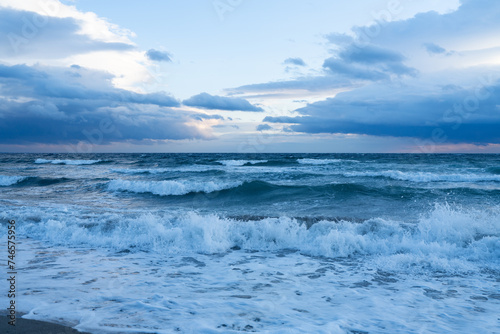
[
  {"xmin": 111, "ymin": 168, "xmax": 173, "ymax": 175},
  {"xmin": 217, "ymin": 160, "xmax": 268, "ymax": 166},
  {"xmin": 9, "ymin": 239, "xmax": 499, "ymax": 334},
  {"xmin": 0, "ymin": 175, "xmax": 26, "ymax": 186},
  {"xmin": 297, "ymin": 158, "xmax": 343, "ymax": 165},
  {"xmin": 14, "ymin": 203, "xmax": 500, "ymax": 273},
  {"xmin": 107, "ymin": 179, "xmax": 243, "ymax": 196},
  {"xmin": 35, "ymin": 158, "xmax": 102, "ymax": 165},
  {"xmin": 344, "ymin": 170, "xmax": 500, "ymax": 182},
  {"xmin": 110, "ymin": 165, "xmax": 222, "ymax": 174}
]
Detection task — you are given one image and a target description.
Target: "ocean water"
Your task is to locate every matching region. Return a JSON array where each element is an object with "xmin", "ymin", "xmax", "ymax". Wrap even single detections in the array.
[{"xmin": 1, "ymin": 153, "xmax": 499, "ymax": 333}]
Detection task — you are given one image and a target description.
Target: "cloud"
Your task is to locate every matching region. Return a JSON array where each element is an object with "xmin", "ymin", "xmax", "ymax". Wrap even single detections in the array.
[
  {"xmin": 190, "ymin": 113, "xmax": 225, "ymax": 121},
  {"xmin": 323, "ymin": 43, "xmax": 417, "ymax": 79},
  {"xmin": 183, "ymin": 92, "xmax": 263, "ymax": 112},
  {"xmin": 0, "ymin": 8, "xmax": 134, "ymax": 59},
  {"xmin": 0, "ymin": 64, "xmax": 179, "ymax": 106},
  {"xmin": 231, "ymin": 0, "xmax": 500, "ymax": 147},
  {"xmin": 284, "ymin": 57, "xmax": 306, "ymax": 66},
  {"xmin": 230, "ymin": 76, "xmax": 349, "ymax": 94},
  {"xmin": 231, "ymin": 35, "xmax": 416, "ymax": 95},
  {"xmin": 263, "ymin": 116, "xmax": 299, "ymax": 123},
  {"xmin": 423, "ymin": 42, "xmax": 447, "ymax": 55},
  {"xmin": 256, "ymin": 124, "xmax": 273, "ymax": 131},
  {"xmin": 351, "ymin": 0, "xmax": 500, "ymax": 56},
  {"xmin": 338, "ymin": 44, "xmax": 404, "ymax": 64},
  {"xmin": 0, "ymin": 63, "xmax": 211, "ymax": 145},
  {"xmin": 146, "ymin": 49, "xmax": 172, "ymax": 62},
  {"xmin": 230, "ymin": 0, "xmax": 499, "ymax": 98},
  {"xmin": 0, "ymin": 3, "xmax": 155, "ymax": 91},
  {"xmin": 322, "ymin": 58, "xmax": 388, "ymax": 81},
  {"xmin": 325, "ymin": 33, "xmax": 353, "ymax": 46},
  {"xmin": 422, "ymin": 43, "xmax": 456, "ymax": 56},
  {"xmin": 263, "ymin": 80, "xmax": 500, "ymax": 144}
]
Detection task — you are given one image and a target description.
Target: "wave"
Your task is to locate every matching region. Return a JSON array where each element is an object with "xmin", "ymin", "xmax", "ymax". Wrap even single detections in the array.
[
  {"xmin": 343, "ymin": 170, "xmax": 500, "ymax": 183},
  {"xmin": 217, "ymin": 160, "xmax": 268, "ymax": 166},
  {"xmin": 15, "ymin": 204, "xmax": 500, "ymax": 273},
  {"xmin": 297, "ymin": 158, "xmax": 358, "ymax": 165},
  {"xmin": 35, "ymin": 158, "xmax": 103, "ymax": 165},
  {"xmin": 223, "ymin": 180, "xmax": 380, "ymax": 197},
  {"xmin": 18, "ymin": 176, "xmax": 73, "ymax": 187},
  {"xmin": 487, "ymin": 167, "xmax": 500, "ymax": 175},
  {"xmin": 107, "ymin": 179, "xmax": 243, "ymax": 196},
  {"xmin": 297, "ymin": 158, "xmax": 342, "ymax": 165},
  {"xmin": 106, "ymin": 179, "xmax": 423, "ymax": 201},
  {"xmin": 111, "ymin": 168, "xmax": 173, "ymax": 175},
  {"xmin": 0, "ymin": 175, "xmax": 26, "ymax": 186},
  {"xmin": 107, "ymin": 179, "xmax": 390, "ymax": 199},
  {"xmin": 111, "ymin": 167, "xmax": 225, "ymax": 175}
]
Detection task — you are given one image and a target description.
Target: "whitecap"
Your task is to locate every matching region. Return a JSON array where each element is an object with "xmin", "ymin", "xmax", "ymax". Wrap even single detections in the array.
[
  {"xmin": 35, "ymin": 159, "xmax": 102, "ymax": 165},
  {"xmin": 107, "ymin": 179, "xmax": 243, "ymax": 196}
]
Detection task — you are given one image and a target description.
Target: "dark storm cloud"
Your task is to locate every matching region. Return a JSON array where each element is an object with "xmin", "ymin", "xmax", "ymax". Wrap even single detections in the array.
[
  {"xmin": 183, "ymin": 92, "xmax": 263, "ymax": 112},
  {"xmin": 0, "ymin": 64, "xmax": 180, "ymax": 106},
  {"xmin": 0, "ymin": 64, "xmax": 210, "ymax": 145},
  {"xmin": 263, "ymin": 82, "xmax": 500, "ymax": 144}
]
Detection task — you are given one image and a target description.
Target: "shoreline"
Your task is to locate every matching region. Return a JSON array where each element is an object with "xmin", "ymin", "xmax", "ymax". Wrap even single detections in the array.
[{"xmin": 0, "ymin": 313, "xmax": 91, "ymax": 334}]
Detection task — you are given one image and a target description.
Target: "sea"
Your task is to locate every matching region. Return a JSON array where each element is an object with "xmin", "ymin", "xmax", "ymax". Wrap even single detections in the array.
[{"xmin": 0, "ymin": 153, "xmax": 499, "ymax": 333}]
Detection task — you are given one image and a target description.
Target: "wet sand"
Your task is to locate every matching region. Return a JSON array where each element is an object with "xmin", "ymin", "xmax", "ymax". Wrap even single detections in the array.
[{"xmin": 1, "ymin": 314, "xmax": 90, "ymax": 334}]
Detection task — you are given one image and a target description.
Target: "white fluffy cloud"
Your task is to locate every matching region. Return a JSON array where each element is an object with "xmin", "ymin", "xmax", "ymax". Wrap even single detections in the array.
[{"xmin": 0, "ymin": 0, "xmax": 152, "ymax": 91}]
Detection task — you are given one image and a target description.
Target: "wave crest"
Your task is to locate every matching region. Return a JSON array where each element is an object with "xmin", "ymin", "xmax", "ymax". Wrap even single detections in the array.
[
  {"xmin": 35, "ymin": 159, "xmax": 103, "ymax": 165},
  {"xmin": 217, "ymin": 160, "xmax": 268, "ymax": 166},
  {"xmin": 15, "ymin": 204, "xmax": 500, "ymax": 273},
  {"xmin": 107, "ymin": 179, "xmax": 243, "ymax": 196},
  {"xmin": 0, "ymin": 175, "xmax": 26, "ymax": 186},
  {"xmin": 344, "ymin": 170, "xmax": 500, "ymax": 182}
]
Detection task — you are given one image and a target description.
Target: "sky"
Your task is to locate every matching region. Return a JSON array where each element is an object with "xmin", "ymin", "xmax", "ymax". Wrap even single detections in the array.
[{"xmin": 0, "ymin": 0, "xmax": 499, "ymax": 153}]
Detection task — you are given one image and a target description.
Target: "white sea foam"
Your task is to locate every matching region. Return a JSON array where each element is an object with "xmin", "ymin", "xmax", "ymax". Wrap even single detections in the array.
[
  {"xmin": 217, "ymin": 160, "xmax": 268, "ymax": 166},
  {"xmin": 297, "ymin": 158, "xmax": 356, "ymax": 165},
  {"xmin": 16, "ymin": 204, "xmax": 500, "ymax": 271},
  {"xmin": 107, "ymin": 179, "xmax": 243, "ymax": 196},
  {"xmin": 10, "ymin": 237, "xmax": 499, "ymax": 334},
  {"xmin": 111, "ymin": 168, "xmax": 173, "ymax": 175},
  {"xmin": 110, "ymin": 165, "xmax": 221, "ymax": 174},
  {"xmin": 343, "ymin": 170, "xmax": 500, "ymax": 182},
  {"xmin": 35, "ymin": 158, "xmax": 102, "ymax": 165},
  {"xmin": 0, "ymin": 175, "xmax": 26, "ymax": 186}
]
